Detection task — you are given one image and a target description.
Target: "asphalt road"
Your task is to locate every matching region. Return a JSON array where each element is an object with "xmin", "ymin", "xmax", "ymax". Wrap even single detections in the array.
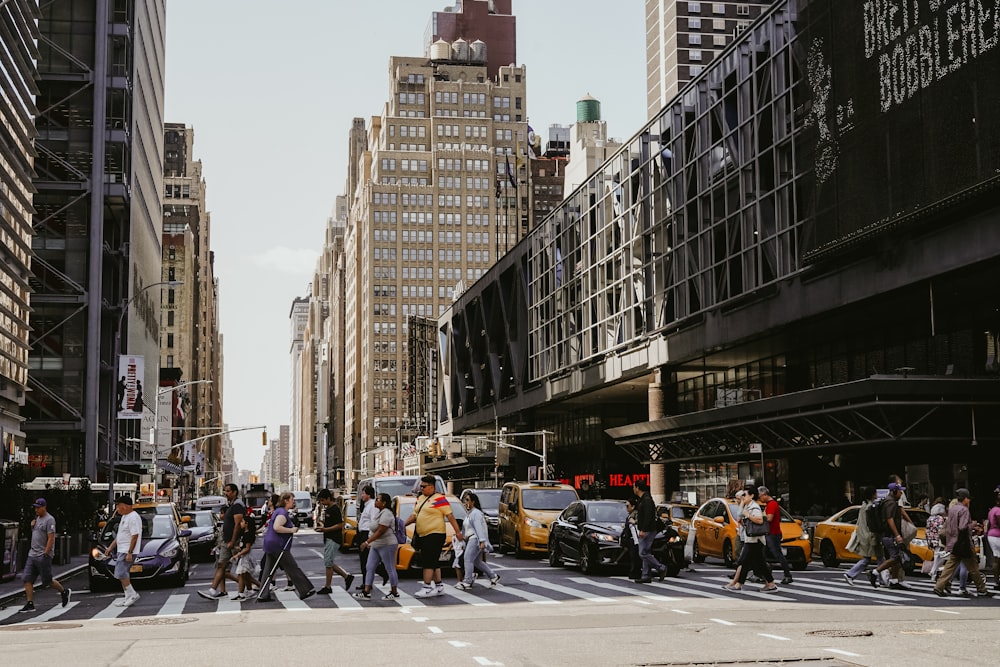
[{"xmin": 1, "ymin": 529, "xmax": 997, "ymax": 666}]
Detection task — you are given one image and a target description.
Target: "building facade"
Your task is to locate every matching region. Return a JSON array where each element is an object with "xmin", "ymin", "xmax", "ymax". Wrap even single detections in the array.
[
  {"xmin": 0, "ymin": 0, "xmax": 38, "ymax": 464},
  {"xmin": 441, "ymin": 0, "xmax": 1000, "ymax": 509},
  {"xmin": 288, "ymin": 296, "xmax": 309, "ymax": 489},
  {"xmin": 27, "ymin": 0, "xmax": 166, "ymax": 483},
  {"xmin": 645, "ymin": 1, "xmax": 772, "ymax": 119},
  {"xmin": 424, "ymin": 0, "xmax": 515, "ymax": 80}
]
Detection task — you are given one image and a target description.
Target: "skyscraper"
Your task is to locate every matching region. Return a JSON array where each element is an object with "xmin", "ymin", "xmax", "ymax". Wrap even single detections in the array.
[{"xmin": 645, "ymin": 1, "xmax": 772, "ymax": 118}]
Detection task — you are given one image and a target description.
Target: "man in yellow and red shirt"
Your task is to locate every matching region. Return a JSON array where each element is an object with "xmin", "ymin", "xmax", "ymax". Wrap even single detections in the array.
[{"xmin": 406, "ymin": 475, "xmax": 463, "ymax": 598}]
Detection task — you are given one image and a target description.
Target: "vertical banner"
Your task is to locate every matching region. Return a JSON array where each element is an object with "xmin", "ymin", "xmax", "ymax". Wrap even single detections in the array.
[
  {"xmin": 155, "ymin": 390, "xmax": 172, "ymax": 458},
  {"xmin": 116, "ymin": 355, "xmax": 145, "ymax": 420}
]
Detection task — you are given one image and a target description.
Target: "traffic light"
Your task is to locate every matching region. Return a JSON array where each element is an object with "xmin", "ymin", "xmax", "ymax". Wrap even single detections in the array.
[{"xmin": 262, "ymin": 429, "xmax": 267, "ymax": 446}]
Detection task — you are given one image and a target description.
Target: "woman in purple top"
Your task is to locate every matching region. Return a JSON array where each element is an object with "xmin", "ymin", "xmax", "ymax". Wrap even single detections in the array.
[
  {"xmin": 257, "ymin": 492, "xmax": 315, "ymax": 601},
  {"xmin": 987, "ymin": 488, "xmax": 1000, "ymax": 591}
]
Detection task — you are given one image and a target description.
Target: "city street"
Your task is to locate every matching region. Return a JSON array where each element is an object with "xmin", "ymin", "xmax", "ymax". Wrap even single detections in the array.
[{"xmin": 0, "ymin": 530, "xmax": 996, "ymax": 666}]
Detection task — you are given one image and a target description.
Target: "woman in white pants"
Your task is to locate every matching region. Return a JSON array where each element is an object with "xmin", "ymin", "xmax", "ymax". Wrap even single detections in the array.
[{"xmin": 456, "ymin": 493, "xmax": 499, "ymax": 590}]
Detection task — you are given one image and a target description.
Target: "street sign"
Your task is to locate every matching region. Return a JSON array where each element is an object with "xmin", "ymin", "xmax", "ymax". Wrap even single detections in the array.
[
  {"xmin": 749, "ymin": 443, "xmax": 762, "ymax": 454},
  {"xmin": 139, "ymin": 441, "xmax": 155, "ymax": 460}
]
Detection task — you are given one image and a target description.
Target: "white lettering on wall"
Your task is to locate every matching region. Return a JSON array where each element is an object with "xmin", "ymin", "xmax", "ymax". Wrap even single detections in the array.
[
  {"xmin": 807, "ymin": 38, "xmax": 840, "ymax": 184},
  {"xmin": 866, "ymin": 0, "xmax": 999, "ymax": 113}
]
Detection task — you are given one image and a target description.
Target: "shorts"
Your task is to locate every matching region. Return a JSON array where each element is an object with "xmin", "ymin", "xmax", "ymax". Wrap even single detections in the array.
[
  {"xmin": 415, "ymin": 532, "xmax": 446, "ymax": 570},
  {"xmin": 323, "ymin": 539, "xmax": 339, "ymax": 567},
  {"xmin": 215, "ymin": 542, "xmax": 235, "ymax": 568},
  {"xmin": 234, "ymin": 554, "xmax": 258, "ymax": 576},
  {"xmin": 21, "ymin": 554, "xmax": 53, "ymax": 585},
  {"xmin": 881, "ymin": 536, "xmax": 909, "ymax": 564},
  {"xmin": 113, "ymin": 557, "xmax": 135, "ymax": 580},
  {"xmin": 988, "ymin": 535, "xmax": 1000, "ymax": 559}
]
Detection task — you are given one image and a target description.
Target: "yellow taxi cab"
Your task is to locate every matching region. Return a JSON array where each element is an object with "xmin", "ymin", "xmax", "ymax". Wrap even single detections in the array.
[
  {"xmin": 690, "ymin": 497, "xmax": 811, "ymax": 570},
  {"xmin": 339, "ymin": 497, "xmax": 359, "ymax": 552},
  {"xmin": 393, "ymin": 494, "xmax": 467, "ymax": 571},
  {"xmin": 498, "ymin": 480, "xmax": 579, "ymax": 557},
  {"xmin": 656, "ymin": 502, "xmax": 698, "ymax": 542},
  {"xmin": 812, "ymin": 505, "xmax": 930, "ymax": 571}
]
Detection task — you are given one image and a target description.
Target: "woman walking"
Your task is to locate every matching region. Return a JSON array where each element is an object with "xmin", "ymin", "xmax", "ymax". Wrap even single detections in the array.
[
  {"xmin": 987, "ymin": 488, "xmax": 1000, "ymax": 591},
  {"xmin": 843, "ymin": 486, "xmax": 882, "ymax": 585},
  {"xmin": 723, "ymin": 486, "xmax": 777, "ymax": 592},
  {"xmin": 354, "ymin": 493, "xmax": 400, "ymax": 600},
  {"xmin": 456, "ymin": 493, "xmax": 500, "ymax": 590},
  {"xmin": 257, "ymin": 492, "xmax": 315, "ymax": 602}
]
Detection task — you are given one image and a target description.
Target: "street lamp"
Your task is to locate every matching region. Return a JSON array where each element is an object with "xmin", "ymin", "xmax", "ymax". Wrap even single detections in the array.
[
  {"xmin": 480, "ymin": 430, "xmax": 551, "ymax": 480},
  {"xmin": 108, "ymin": 280, "xmax": 183, "ymax": 508}
]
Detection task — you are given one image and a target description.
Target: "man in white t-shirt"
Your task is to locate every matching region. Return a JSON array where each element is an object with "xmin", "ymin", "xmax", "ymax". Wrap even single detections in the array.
[{"xmin": 103, "ymin": 495, "xmax": 143, "ymax": 607}]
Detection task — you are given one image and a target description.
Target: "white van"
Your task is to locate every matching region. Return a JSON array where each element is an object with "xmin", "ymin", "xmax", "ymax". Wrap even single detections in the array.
[{"xmin": 291, "ymin": 490, "xmax": 314, "ymax": 527}]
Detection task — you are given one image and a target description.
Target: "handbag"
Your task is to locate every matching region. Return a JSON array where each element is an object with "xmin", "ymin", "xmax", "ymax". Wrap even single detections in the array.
[
  {"xmin": 743, "ymin": 514, "xmax": 770, "ymax": 537},
  {"xmin": 900, "ymin": 519, "xmax": 917, "ymax": 545}
]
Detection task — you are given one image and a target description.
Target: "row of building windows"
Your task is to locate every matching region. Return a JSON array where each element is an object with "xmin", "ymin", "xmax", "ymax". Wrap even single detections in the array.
[
  {"xmin": 434, "ymin": 110, "xmax": 489, "ymax": 118},
  {"xmin": 435, "ymin": 91, "xmax": 486, "ymax": 105},
  {"xmin": 434, "ymin": 142, "xmax": 492, "ymax": 150},
  {"xmin": 164, "ymin": 184, "xmax": 190, "ymax": 198},
  {"xmin": 379, "ymin": 158, "xmax": 429, "ymax": 172},
  {"xmin": 439, "ymin": 158, "xmax": 491, "ymax": 171},
  {"xmin": 385, "ymin": 144, "xmax": 429, "ymax": 151},
  {"xmin": 398, "ymin": 92, "xmax": 427, "ymax": 105},
  {"xmin": 688, "ymin": 2, "xmax": 752, "ymax": 15}
]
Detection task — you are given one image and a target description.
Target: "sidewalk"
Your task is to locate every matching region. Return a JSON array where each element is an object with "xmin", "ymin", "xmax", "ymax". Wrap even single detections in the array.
[{"xmin": 0, "ymin": 552, "xmax": 91, "ymax": 607}]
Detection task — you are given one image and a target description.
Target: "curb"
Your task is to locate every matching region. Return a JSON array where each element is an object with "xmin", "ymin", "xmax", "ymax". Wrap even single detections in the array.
[{"xmin": 0, "ymin": 563, "xmax": 90, "ymax": 607}]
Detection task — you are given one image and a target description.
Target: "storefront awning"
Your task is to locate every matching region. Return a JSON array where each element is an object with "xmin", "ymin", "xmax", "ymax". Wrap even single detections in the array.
[{"xmin": 607, "ymin": 377, "xmax": 1000, "ymax": 464}]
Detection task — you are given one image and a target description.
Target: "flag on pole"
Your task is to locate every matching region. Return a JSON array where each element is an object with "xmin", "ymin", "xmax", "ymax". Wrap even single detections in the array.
[{"xmin": 505, "ymin": 154, "xmax": 516, "ymax": 187}]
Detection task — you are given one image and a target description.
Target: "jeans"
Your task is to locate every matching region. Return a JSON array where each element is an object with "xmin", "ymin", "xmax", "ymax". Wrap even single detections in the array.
[
  {"xmin": 764, "ymin": 533, "xmax": 792, "ymax": 577},
  {"xmin": 637, "ymin": 531, "xmax": 663, "ymax": 578},
  {"xmin": 260, "ymin": 550, "xmax": 313, "ymax": 599},
  {"xmin": 364, "ymin": 544, "xmax": 399, "ymax": 589},
  {"xmin": 846, "ymin": 556, "xmax": 873, "ymax": 579},
  {"xmin": 462, "ymin": 538, "xmax": 496, "ymax": 585}
]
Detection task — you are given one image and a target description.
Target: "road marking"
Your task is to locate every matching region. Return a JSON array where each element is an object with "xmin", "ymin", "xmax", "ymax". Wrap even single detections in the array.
[
  {"xmin": 643, "ymin": 580, "xmax": 729, "ymax": 599},
  {"xmin": 933, "ymin": 609, "xmax": 960, "ymax": 615},
  {"xmin": 328, "ymin": 586, "xmax": 362, "ymax": 609},
  {"xmin": 759, "ymin": 633, "xmax": 790, "ymax": 641},
  {"xmin": 441, "ymin": 586, "xmax": 496, "ymax": 606},
  {"xmin": 570, "ymin": 577, "xmax": 681, "ymax": 602},
  {"xmin": 157, "ymin": 594, "xmax": 188, "ymax": 616},
  {"xmin": 449, "ymin": 640, "xmax": 472, "ymax": 648},
  {"xmin": 376, "ymin": 585, "xmax": 424, "ymax": 607},
  {"xmin": 520, "ymin": 577, "xmax": 615, "ymax": 602},
  {"xmin": 473, "ymin": 658, "xmax": 504, "ymax": 666},
  {"xmin": 275, "ymin": 590, "xmax": 310, "ymax": 611},
  {"xmin": 413, "ymin": 616, "xmax": 428, "ymax": 622},
  {"xmin": 672, "ymin": 609, "xmax": 692, "ymax": 614},
  {"xmin": 400, "ymin": 607, "xmax": 412, "ymax": 614},
  {"xmin": 792, "ymin": 580, "xmax": 911, "ymax": 603},
  {"xmin": 824, "ymin": 648, "xmax": 861, "ymax": 657},
  {"xmin": 488, "ymin": 582, "xmax": 559, "ymax": 604},
  {"xmin": 682, "ymin": 577, "xmax": 797, "ymax": 601},
  {"xmin": 0, "ymin": 608, "xmax": 21, "ymax": 622},
  {"xmin": 14, "ymin": 601, "xmax": 78, "ymax": 623},
  {"xmin": 710, "ymin": 618, "xmax": 735, "ymax": 626},
  {"xmin": 216, "ymin": 597, "xmax": 241, "ymax": 614},
  {"xmin": 427, "ymin": 626, "xmax": 443, "ymax": 634},
  {"xmin": 93, "ymin": 601, "xmax": 127, "ymax": 620}
]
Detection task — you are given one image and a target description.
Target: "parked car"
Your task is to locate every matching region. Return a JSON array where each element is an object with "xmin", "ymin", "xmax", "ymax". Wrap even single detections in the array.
[
  {"xmin": 656, "ymin": 502, "xmax": 698, "ymax": 541},
  {"xmin": 89, "ymin": 514, "xmax": 191, "ymax": 590},
  {"xmin": 498, "ymin": 481, "xmax": 579, "ymax": 557},
  {"xmin": 813, "ymin": 505, "xmax": 930, "ymax": 572},
  {"xmin": 461, "ymin": 488, "xmax": 501, "ymax": 546},
  {"xmin": 690, "ymin": 497, "xmax": 811, "ymax": 570},
  {"xmin": 393, "ymin": 494, "xmax": 467, "ymax": 572},
  {"xmin": 184, "ymin": 509, "xmax": 220, "ymax": 562}
]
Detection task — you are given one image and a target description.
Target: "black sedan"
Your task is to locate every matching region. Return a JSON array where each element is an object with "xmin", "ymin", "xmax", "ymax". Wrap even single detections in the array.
[
  {"xmin": 89, "ymin": 514, "xmax": 191, "ymax": 591},
  {"xmin": 184, "ymin": 510, "xmax": 220, "ymax": 562},
  {"xmin": 548, "ymin": 500, "xmax": 631, "ymax": 574}
]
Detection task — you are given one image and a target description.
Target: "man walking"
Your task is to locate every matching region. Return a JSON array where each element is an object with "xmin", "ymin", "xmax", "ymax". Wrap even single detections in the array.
[
  {"xmin": 18, "ymin": 498, "xmax": 70, "ymax": 612},
  {"xmin": 934, "ymin": 489, "xmax": 994, "ymax": 598},
  {"xmin": 355, "ymin": 485, "xmax": 377, "ymax": 589},
  {"xmin": 633, "ymin": 479, "xmax": 666, "ymax": 583},
  {"xmin": 315, "ymin": 489, "xmax": 354, "ymax": 593},
  {"xmin": 869, "ymin": 481, "xmax": 911, "ymax": 590},
  {"xmin": 102, "ymin": 495, "xmax": 142, "ymax": 607},
  {"xmin": 406, "ymin": 475, "xmax": 463, "ymax": 597},
  {"xmin": 198, "ymin": 483, "xmax": 244, "ymax": 600},
  {"xmin": 758, "ymin": 486, "xmax": 793, "ymax": 584}
]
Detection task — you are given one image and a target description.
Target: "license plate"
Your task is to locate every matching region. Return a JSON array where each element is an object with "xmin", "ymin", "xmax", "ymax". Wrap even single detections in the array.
[{"xmin": 130, "ymin": 564, "xmax": 143, "ymax": 573}]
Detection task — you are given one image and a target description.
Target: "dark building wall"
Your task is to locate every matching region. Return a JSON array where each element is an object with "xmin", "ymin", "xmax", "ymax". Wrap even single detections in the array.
[{"xmin": 427, "ymin": 0, "xmax": 515, "ymax": 79}]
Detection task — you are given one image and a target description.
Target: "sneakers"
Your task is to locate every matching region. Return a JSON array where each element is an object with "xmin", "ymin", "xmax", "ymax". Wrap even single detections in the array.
[
  {"xmin": 300, "ymin": 589, "xmax": 316, "ymax": 601},
  {"xmin": 197, "ymin": 589, "xmax": 226, "ymax": 600},
  {"xmin": 933, "ymin": 587, "xmax": 948, "ymax": 597},
  {"xmin": 455, "ymin": 581, "xmax": 473, "ymax": 591},
  {"xmin": 747, "ymin": 575, "xmax": 764, "ymax": 584},
  {"xmin": 657, "ymin": 568, "xmax": 668, "ymax": 582},
  {"xmin": 760, "ymin": 585, "xmax": 779, "ymax": 593},
  {"xmin": 436, "ymin": 583, "xmax": 445, "ymax": 596},
  {"xmin": 413, "ymin": 585, "xmax": 436, "ymax": 598},
  {"xmin": 956, "ymin": 588, "xmax": 971, "ymax": 598},
  {"xmin": 868, "ymin": 571, "xmax": 880, "ymax": 588},
  {"xmin": 353, "ymin": 590, "xmax": 372, "ymax": 600},
  {"xmin": 61, "ymin": 588, "xmax": 72, "ymax": 607},
  {"xmin": 316, "ymin": 587, "xmax": 333, "ymax": 595},
  {"xmin": 344, "ymin": 574, "xmax": 355, "ymax": 591},
  {"xmin": 114, "ymin": 594, "xmax": 140, "ymax": 607},
  {"xmin": 18, "ymin": 601, "xmax": 35, "ymax": 613},
  {"xmin": 780, "ymin": 576, "xmax": 793, "ymax": 585},
  {"xmin": 489, "ymin": 574, "xmax": 501, "ymax": 587},
  {"xmin": 722, "ymin": 583, "xmax": 742, "ymax": 591},
  {"xmin": 382, "ymin": 591, "xmax": 400, "ymax": 601},
  {"xmin": 843, "ymin": 574, "xmax": 855, "ymax": 586},
  {"xmin": 282, "ymin": 584, "xmax": 296, "ymax": 592},
  {"xmin": 230, "ymin": 593, "xmax": 247, "ymax": 601}
]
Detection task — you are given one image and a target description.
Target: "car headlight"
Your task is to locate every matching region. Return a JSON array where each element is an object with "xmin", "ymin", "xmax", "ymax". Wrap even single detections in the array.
[
  {"xmin": 525, "ymin": 518, "xmax": 544, "ymax": 528},
  {"xmin": 591, "ymin": 533, "xmax": 616, "ymax": 542},
  {"xmin": 161, "ymin": 547, "xmax": 178, "ymax": 558},
  {"xmin": 910, "ymin": 538, "xmax": 927, "ymax": 548},
  {"xmin": 800, "ymin": 531, "xmax": 809, "ymax": 541}
]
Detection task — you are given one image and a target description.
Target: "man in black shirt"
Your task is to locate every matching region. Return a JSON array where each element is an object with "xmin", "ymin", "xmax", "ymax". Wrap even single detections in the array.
[
  {"xmin": 869, "ymin": 482, "xmax": 912, "ymax": 590},
  {"xmin": 633, "ymin": 479, "xmax": 666, "ymax": 583},
  {"xmin": 315, "ymin": 489, "xmax": 354, "ymax": 593},
  {"xmin": 198, "ymin": 483, "xmax": 244, "ymax": 600}
]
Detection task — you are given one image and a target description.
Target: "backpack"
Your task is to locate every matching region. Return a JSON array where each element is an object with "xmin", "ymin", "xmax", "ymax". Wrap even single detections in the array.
[
  {"xmin": 865, "ymin": 499, "xmax": 884, "ymax": 536},
  {"xmin": 393, "ymin": 516, "xmax": 408, "ymax": 544}
]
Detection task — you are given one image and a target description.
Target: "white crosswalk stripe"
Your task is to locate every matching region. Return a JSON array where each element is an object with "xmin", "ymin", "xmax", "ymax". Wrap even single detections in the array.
[
  {"xmin": 682, "ymin": 577, "xmax": 797, "ymax": 601},
  {"xmin": 157, "ymin": 593, "xmax": 188, "ymax": 616},
  {"xmin": 569, "ymin": 577, "xmax": 682, "ymax": 602},
  {"xmin": 641, "ymin": 579, "xmax": 730, "ymax": 599},
  {"xmin": 440, "ymin": 585, "xmax": 496, "ymax": 606},
  {"xmin": 520, "ymin": 577, "xmax": 616, "ymax": 602},
  {"xmin": 13, "ymin": 600, "xmax": 78, "ymax": 623},
  {"xmin": 487, "ymin": 581, "xmax": 560, "ymax": 604},
  {"xmin": 375, "ymin": 584, "xmax": 425, "ymax": 607},
  {"xmin": 93, "ymin": 599, "xmax": 127, "ymax": 619},
  {"xmin": 792, "ymin": 580, "xmax": 913, "ymax": 603},
  {"xmin": 275, "ymin": 590, "xmax": 310, "ymax": 611},
  {"xmin": 327, "ymin": 585, "xmax": 363, "ymax": 609},
  {"xmin": 215, "ymin": 596, "xmax": 241, "ymax": 614}
]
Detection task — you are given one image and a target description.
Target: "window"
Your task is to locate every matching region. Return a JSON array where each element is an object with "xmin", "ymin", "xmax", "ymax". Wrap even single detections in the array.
[
  {"xmin": 166, "ymin": 355, "xmax": 174, "ymax": 368},
  {"xmin": 689, "ymin": 17, "xmax": 701, "ymax": 29},
  {"xmin": 689, "ymin": 1, "xmax": 701, "ymax": 11},
  {"xmin": 166, "ymin": 334, "xmax": 174, "ymax": 348},
  {"xmin": 689, "ymin": 34, "xmax": 701, "ymax": 45},
  {"xmin": 737, "ymin": 4, "xmax": 750, "ymax": 15},
  {"xmin": 167, "ymin": 311, "xmax": 174, "ymax": 326},
  {"xmin": 689, "ymin": 50, "xmax": 702, "ymax": 61},
  {"xmin": 167, "ymin": 289, "xmax": 175, "ymax": 305},
  {"xmin": 713, "ymin": 3, "xmax": 726, "ymax": 14}
]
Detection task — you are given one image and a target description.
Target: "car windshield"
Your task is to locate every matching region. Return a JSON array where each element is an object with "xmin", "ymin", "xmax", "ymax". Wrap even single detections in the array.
[
  {"xmin": 522, "ymin": 489, "xmax": 577, "ymax": 511},
  {"xmin": 143, "ymin": 515, "xmax": 174, "ymax": 540},
  {"xmin": 672, "ymin": 506, "xmax": 696, "ymax": 520},
  {"xmin": 376, "ymin": 480, "xmax": 423, "ymax": 498},
  {"xmin": 295, "ymin": 499, "xmax": 312, "ymax": 510},
  {"xmin": 472, "ymin": 491, "xmax": 501, "ymax": 511},
  {"xmin": 906, "ymin": 510, "xmax": 928, "ymax": 528},
  {"xmin": 586, "ymin": 503, "xmax": 627, "ymax": 523},
  {"xmin": 186, "ymin": 511, "xmax": 216, "ymax": 527},
  {"xmin": 397, "ymin": 498, "xmax": 467, "ymax": 522}
]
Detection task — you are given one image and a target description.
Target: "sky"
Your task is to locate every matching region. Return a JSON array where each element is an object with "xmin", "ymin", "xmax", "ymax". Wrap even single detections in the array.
[{"xmin": 163, "ymin": 1, "xmax": 647, "ymax": 472}]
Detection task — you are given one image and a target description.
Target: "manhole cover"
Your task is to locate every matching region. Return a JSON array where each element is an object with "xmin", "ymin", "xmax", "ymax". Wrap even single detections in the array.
[
  {"xmin": 807, "ymin": 629, "xmax": 873, "ymax": 638},
  {"xmin": 0, "ymin": 622, "xmax": 82, "ymax": 631},
  {"xmin": 115, "ymin": 617, "xmax": 197, "ymax": 627}
]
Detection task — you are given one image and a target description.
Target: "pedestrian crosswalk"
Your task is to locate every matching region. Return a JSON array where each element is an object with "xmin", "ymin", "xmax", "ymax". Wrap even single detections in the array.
[{"xmin": 1, "ymin": 569, "xmax": 994, "ymax": 623}]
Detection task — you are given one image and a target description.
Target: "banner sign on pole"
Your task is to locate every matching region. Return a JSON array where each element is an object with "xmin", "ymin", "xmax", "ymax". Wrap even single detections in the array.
[
  {"xmin": 156, "ymin": 390, "xmax": 172, "ymax": 457},
  {"xmin": 117, "ymin": 355, "xmax": 145, "ymax": 420}
]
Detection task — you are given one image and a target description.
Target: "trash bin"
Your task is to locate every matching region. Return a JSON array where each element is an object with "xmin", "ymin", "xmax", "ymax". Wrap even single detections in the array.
[
  {"xmin": 54, "ymin": 534, "xmax": 71, "ymax": 565},
  {"xmin": 0, "ymin": 519, "xmax": 18, "ymax": 582}
]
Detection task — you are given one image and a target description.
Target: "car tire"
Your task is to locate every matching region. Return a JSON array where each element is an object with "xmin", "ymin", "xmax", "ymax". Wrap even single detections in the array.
[
  {"xmin": 579, "ymin": 544, "xmax": 597, "ymax": 575},
  {"xmin": 722, "ymin": 539, "xmax": 735, "ymax": 568},
  {"xmin": 692, "ymin": 538, "xmax": 706, "ymax": 563},
  {"xmin": 548, "ymin": 540, "xmax": 562, "ymax": 568},
  {"xmin": 820, "ymin": 540, "xmax": 840, "ymax": 567},
  {"xmin": 514, "ymin": 532, "xmax": 526, "ymax": 559}
]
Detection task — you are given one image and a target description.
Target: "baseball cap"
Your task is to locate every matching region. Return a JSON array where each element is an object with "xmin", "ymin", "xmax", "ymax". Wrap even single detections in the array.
[
  {"xmin": 955, "ymin": 488, "xmax": 971, "ymax": 501},
  {"xmin": 887, "ymin": 482, "xmax": 905, "ymax": 492},
  {"xmin": 115, "ymin": 494, "xmax": 133, "ymax": 506},
  {"xmin": 757, "ymin": 485, "xmax": 770, "ymax": 496},
  {"xmin": 32, "ymin": 498, "xmax": 46, "ymax": 508}
]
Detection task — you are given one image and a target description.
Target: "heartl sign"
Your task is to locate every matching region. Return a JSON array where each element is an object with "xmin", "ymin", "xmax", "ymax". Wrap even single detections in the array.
[{"xmin": 608, "ymin": 473, "xmax": 651, "ymax": 488}]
